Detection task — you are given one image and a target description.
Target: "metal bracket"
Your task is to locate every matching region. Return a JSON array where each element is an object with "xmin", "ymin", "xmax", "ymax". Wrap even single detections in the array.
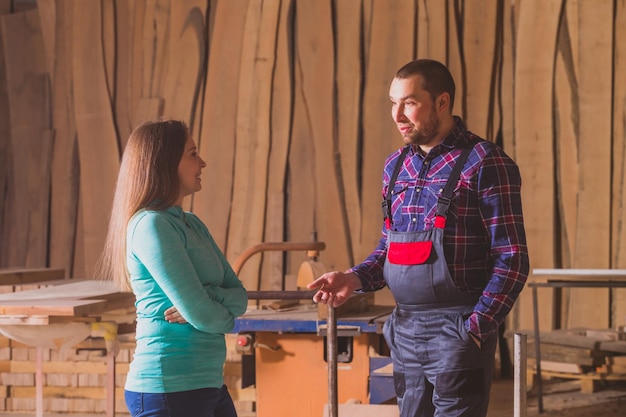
[{"xmin": 317, "ymin": 324, "xmax": 361, "ymax": 337}]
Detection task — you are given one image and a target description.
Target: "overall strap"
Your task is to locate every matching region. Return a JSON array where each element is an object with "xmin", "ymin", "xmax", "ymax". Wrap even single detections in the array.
[
  {"xmin": 382, "ymin": 145, "xmax": 410, "ymax": 230},
  {"xmin": 434, "ymin": 143, "xmax": 475, "ymax": 229}
]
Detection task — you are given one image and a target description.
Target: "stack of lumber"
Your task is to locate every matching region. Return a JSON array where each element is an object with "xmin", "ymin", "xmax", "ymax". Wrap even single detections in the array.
[
  {"xmin": 0, "ymin": 334, "xmax": 247, "ymax": 414},
  {"xmin": 0, "ymin": 335, "xmax": 133, "ymax": 413},
  {"xmin": 526, "ymin": 328, "xmax": 626, "ymax": 393}
]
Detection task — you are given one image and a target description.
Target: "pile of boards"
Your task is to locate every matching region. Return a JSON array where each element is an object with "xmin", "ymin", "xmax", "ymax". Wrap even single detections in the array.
[{"xmin": 526, "ymin": 328, "xmax": 626, "ymax": 393}]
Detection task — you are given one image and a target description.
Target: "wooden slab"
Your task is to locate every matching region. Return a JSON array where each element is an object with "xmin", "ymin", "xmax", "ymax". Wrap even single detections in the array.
[
  {"xmin": 613, "ymin": 0, "xmax": 626, "ymax": 330},
  {"xmin": 71, "ymin": 1, "xmax": 120, "ymax": 274},
  {"xmin": 416, "ymin": 0, "xmax": 447, "ymax": 63},
  {"xmin": 512, "ymin": 0, "xmax": 563, "ymax": 332},
  {"xmin": 47, "ymin": 0, "xmax": 79, "ymax": 278},
  {"xmin": 112, "ymin": 0, "xmax": 134, "ymax": 146},
  {"xmin": 0, "ymin": 280, "xmax": 125, "ymax": 301},
  {"xmin": 532, "ymin": 269, "xmax": 626, "ymax": 282},
  {"xmin": 0, "ymin": 299, "xmax": 110, "ymax": 317},
  {"xmin": 261, "ymin": 0, "xmax": 293, "ymax": 291},
  {"xmin": 460, "ymin": 0, "xmax": 498, "ymax": 140},
  {"xmin": 0, "ymin": 10, "xmax": 52, "ymax": 268},
  {"xmin": 334, "ymin": 0, "xmax": 363, "ymax": 268},
  {"xmin": 193, "ymin": 0, "xmax": 248, "ymax": 249},
  {"xmin": 226, "ymin": 0, "xmax": 279, "ymax": 292},
  {"xmin": 359, "ymin": 1, "xmax": 416, "ymax": 263},
  {"xmin": 294, "ymin": 0, "xmax": 351, "ymax": 274},
  {"xmin": 569, "ymin": 0, "xmax": 614, "ymax": 328},
  {"xmin": 0, "ymin": 280, "xmax": 134, "ymax": 320},
  {"xmin": 0, "ymin": 268, "xmax": 65, "ymax": 286},
  {"xmin": 0, "ymin": 4, "xmax": 9, "ymax": 267},
  {"xmin": 160, "ymin": 0, "xmax": 207, "ymax": 122},
  {"xmin": 554, "ymin": 10, "xmax": 579, "ymax": 268},
  {"xmin": 500, "ymin": 1, "xmax": 516, "ymax": 154}
]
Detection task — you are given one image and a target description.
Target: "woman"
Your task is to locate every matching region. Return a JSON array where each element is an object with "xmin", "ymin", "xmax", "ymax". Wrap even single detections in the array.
[{"xmin": 98, "ymin": 119, "xmax": 248, "ymax": 417}]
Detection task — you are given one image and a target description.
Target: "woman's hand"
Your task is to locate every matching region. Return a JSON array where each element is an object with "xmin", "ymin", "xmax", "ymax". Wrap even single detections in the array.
[{"xmin": 165, "ymin": 306, "xmax": 187, "ymax": 324}]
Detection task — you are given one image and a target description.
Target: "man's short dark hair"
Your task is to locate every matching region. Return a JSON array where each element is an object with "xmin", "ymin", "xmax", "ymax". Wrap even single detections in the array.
[{"xmin": 396, "ymin": 59, "xmax": 456, "ymax": 111}]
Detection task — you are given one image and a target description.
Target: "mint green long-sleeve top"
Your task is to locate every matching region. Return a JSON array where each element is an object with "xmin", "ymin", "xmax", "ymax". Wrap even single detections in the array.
[{"xmin": 124, "ymin": 206, "xmax": 248, "ymax": 393}]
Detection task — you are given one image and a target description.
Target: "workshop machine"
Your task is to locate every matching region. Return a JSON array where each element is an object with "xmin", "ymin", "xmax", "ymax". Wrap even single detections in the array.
[{"xmin": 231, "ymin": 241, "xmax": 395, "ymax": 417}]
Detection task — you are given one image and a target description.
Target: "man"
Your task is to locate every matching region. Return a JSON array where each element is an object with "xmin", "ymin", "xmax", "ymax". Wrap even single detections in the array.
[{"xmin": 308, "ymin": 59, "xmax": 529, "ymax": 417}]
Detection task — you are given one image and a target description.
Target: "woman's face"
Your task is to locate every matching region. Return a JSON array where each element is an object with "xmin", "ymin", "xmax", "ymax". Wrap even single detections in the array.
[{"xmin": 176, "ymin": 136, "xmax": 206, "ymax": 205}]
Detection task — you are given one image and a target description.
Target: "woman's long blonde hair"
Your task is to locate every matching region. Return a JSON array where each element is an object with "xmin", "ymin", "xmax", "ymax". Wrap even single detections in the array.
[{"xmin": 96, "ymin": 120, "xmax": 190, "ymax": 291}]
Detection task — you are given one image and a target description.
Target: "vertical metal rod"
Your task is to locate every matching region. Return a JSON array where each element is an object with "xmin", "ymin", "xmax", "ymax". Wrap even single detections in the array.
[
  {"xmin": 532, "ymin": 286, "xmax": 544, "ymax": 413},
  {"xmin": 514, "ymin": 333, "xmax": 527, "ymax": 417},
  {"xmin": 327, "ymin": 304, "xmax": 338, "ymax": 417}
]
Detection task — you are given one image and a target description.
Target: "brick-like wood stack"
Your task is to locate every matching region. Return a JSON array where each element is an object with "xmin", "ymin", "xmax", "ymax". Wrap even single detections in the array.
[{"xmin": 0, "ymin": 333, "xmax": 248, "ymax": 415}]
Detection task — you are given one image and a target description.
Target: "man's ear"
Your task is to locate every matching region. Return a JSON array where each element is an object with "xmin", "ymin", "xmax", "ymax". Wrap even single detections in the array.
[{"xmin": 437, "ymin": 93, "xmax": 450, "ymax": 110}]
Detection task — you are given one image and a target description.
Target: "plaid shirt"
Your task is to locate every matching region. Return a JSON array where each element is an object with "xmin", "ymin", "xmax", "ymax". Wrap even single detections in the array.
[{"xmin": 351, "ymin": 116, "xmax": 529, "ymax": 340}]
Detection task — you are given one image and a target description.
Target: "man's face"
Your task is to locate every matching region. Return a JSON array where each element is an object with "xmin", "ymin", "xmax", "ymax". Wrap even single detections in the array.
[{"xmin": 389, "ymin": 75, "xmax": 440, "ymax": 147}]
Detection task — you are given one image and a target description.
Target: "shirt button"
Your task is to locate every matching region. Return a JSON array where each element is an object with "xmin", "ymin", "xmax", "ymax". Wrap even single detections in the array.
[
  {"xmin": 412, "ymin": 218, "xmax": 417, "ymax": 222},
  {"xmin": 416, "ymin": 188, "xmax": 421, "ymax": 193}
]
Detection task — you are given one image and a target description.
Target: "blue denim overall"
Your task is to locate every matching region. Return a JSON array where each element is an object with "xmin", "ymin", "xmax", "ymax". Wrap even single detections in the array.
[{"xmin": 381, "ymin": 145, "xmax": 497, "ymax": 417}]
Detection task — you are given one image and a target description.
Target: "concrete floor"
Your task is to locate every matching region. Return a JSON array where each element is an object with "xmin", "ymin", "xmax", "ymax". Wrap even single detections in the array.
[
  {"xmin": 488, "ymin": 377, "xmax": 626, "ymax": 417},
  {"xmin": 1, "ymin": 378, "xmax": 625, "ymax": 416}
]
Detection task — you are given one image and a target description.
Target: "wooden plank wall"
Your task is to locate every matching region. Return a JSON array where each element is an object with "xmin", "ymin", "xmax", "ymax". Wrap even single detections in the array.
[{"xmin": 0, "ymin": 0, "xmax": 625, "ymax": 332}]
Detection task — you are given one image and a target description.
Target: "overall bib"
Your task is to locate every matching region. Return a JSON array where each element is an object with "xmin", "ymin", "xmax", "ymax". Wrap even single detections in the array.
[{"xmin": 381, "ymin": 145, "xmax": 497, "ymax": 417}]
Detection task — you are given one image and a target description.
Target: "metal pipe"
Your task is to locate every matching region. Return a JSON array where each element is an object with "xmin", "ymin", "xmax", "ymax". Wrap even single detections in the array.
[
  {"xmin": 514, "ymin": 333, "xmax": 527, "ymax": 417},
  {"xmin": 246, "ymin": 290, "xmax": 317, "ymax": 300},
  {"xmin": 232, "ymin": 241, "xmax": 326, "ymax": 275},
  {"xmin": 532, "ymin": 286, "xmax": 544, "ymax": 413},
  {"xmin": 327, "ymin": 304, "xmax": 338, "ymax": 417}
]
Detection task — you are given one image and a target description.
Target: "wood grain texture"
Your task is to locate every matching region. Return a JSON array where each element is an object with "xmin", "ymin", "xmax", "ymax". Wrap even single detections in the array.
[
  {"xmin": 160, "ymin": 0, "xmax": 207, "ymax": 123},
  {"xmin": 261, "ymin": 0, "xmax": 293, "ymax": 291},
  {"xmin": 568, "ymin": 0, "xmax": 613, "ymax": 328},
  {"xmin": 294, "ymin": 0, "xmax": 350, "ymax": 273},
  {"xmin": 193, "ymin": 0, "xmax": 248, "ymax": 250},
  {"xmin": 36, "ymin": 0, "xmax": 55, "ymax": 77},
  {"xmin": 554, "ymin": 5, "xmax": 579, "ymax": 271},
  {"xmin": 0, "ymin": 3, "xmax": 11, "ymax": 268},
  {"xmin": 512, "ymin": 0, "xmax": 563, "ymax": 332},
  {"xmin": 458, "ymin": 0, "xmax": 498, "ymax": 140},
  {"xmin": 359, "ymin": 0, "xmax": 416, "ymax": 263},
  {"xmin": 335, "ymin": 0, "xmax": 363, "ymax": 268},
  {"xmin": 71, "ymin": 0, "xmax": 120, "ymax": 274},
  {"xmin": 0, "ymin": 280, "xmax": 134, "ymax": 318},
  {"xmin": 416, "ymin": 0, "xmax": 447, "ymax": 63},
  {"xmin": 612, "ymin": 0, "xmax": 626, "ymax": 327},
  {"xmin": 288, "ymin": 45, "xmax": 317, "ymax": 281},
  {"xmin": 500, "ymin": 0, "xmax": 515, "ymax": 154},
  {"xmin": 227, "ymin": 0, "xmax": 279, "ymax": 291},
  {"xmin": 0, "ymin": 10, "xmax": 52, "ymax": 268},
  {"xmin": 139, "ymin": 0, "xmax": 169, "ymax": 100},
  {"xmin": 0, "ymin": 268, "xmax": 65, "ymax": 286},
  {"xmin": 112, "ymin": 0, "xmax": 136, "ymax": 146},
  {"xmin": 48, "ymin": 0, "xmax": 78, "ymax": 278}
]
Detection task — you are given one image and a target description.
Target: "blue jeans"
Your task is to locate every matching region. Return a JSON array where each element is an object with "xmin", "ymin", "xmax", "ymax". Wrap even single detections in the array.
[{"xmin": 125, "ymin": 385, "xmax": 238, "ymax": 417}]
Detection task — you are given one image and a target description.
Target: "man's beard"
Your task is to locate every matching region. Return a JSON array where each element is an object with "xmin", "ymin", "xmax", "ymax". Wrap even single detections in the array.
[{"xmin": 404, "ymin": 111, "xmax": 440, "ymax": 146}]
